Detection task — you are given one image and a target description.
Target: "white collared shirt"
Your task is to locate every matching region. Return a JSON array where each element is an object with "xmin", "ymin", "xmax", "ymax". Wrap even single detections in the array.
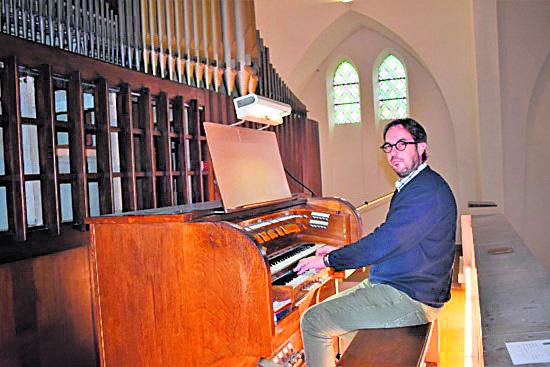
[{"xmin": 395, "ymin": 163, "xmax": 427, "ymax": 192}]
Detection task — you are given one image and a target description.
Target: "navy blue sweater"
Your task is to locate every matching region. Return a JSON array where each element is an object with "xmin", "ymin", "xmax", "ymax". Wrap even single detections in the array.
[{"xmin": 328, "ymin": 166, "xmax": 457, "ymax": 307}]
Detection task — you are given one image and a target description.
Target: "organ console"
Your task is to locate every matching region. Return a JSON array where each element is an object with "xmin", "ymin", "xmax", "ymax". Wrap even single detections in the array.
[
  {"xmin": 87, "ymin": 195, "xmax": 362, "ymax": 367},
  {"xmin": 87, "ymin": 122, "xmax": 363, "ymax": 366}
]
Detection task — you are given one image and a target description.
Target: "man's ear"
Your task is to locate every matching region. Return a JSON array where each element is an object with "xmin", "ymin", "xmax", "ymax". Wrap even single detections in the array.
[{"xmin": 417, "ymin": 142, "xmax": 427, "ymax": 157}]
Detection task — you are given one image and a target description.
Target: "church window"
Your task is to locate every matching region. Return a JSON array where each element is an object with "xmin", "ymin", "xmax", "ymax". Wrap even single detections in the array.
[
  {"xmin": 377, "ymin": 54, "xmax": 408, "ymax": 120},
  {"xmin": 333, "ymin": 61, "xmax": 361, "ymax": 124}
]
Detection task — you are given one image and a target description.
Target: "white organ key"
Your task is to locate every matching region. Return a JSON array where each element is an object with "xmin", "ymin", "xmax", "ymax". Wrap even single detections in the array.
[
  {"xmin": 273, "ymin": 299, "xmax": 292, "ymax": 312},
  {"xmin": 269, "ymin": 244, "xmax": 323, "ymax": 275}
]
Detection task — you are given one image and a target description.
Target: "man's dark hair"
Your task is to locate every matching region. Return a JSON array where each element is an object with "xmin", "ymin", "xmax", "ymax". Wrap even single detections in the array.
[{"xmin": 383, "ymin": 118, "xmax": 428, "ymax": 162}]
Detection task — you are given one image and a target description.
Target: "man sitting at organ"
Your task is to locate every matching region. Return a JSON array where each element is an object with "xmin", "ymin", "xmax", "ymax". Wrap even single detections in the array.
[{"xmin": 293, "ymin": 118, "xmax": 457, "ymax": 367}]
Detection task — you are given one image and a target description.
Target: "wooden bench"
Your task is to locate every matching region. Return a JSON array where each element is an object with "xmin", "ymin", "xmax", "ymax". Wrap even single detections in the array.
[{"xmin": 337, "ymin": 320, "xmax": 439, "ymax": 367}]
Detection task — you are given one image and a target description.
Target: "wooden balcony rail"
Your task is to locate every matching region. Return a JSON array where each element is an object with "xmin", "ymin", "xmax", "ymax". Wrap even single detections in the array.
[{"xmin": 0, "ymin": 38, "xmax": 320, "ymax": 250}]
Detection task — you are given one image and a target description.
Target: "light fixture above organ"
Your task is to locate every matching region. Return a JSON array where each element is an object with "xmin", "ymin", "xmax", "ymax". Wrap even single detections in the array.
[{"xmin": 233, "ymin": 94, "xmax": 292, "ymax": 126}]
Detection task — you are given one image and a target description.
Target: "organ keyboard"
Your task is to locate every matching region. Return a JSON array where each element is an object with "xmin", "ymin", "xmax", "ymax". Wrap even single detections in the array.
[
  {"xmin": 87, "ymin": 195, "xmax": 362, "ymax": 367},
  {"xmin": 269, "ymin": 243, "xmax": 322, "ymax": 276}
]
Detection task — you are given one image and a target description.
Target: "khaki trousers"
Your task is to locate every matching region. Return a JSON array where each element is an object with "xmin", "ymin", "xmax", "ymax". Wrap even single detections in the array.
[{"xmin": 300, "ymin": 279, "xmax": 441, "ymax": 367}]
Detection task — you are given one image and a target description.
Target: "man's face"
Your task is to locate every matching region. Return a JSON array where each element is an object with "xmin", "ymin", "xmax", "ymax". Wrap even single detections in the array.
[{"xmin": 384, "ymin": 125, "xmax": 427, "ymax": 178}]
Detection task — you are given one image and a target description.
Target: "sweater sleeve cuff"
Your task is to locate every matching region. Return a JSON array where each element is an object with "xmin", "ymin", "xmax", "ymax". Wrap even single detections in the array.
[{"xmin": 323, "ymin": 254, "xmax": 331, "ymax": 267}]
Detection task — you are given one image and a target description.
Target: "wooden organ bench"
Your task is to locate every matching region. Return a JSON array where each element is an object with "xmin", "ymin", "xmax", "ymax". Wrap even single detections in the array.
[{"xmin": 337, "ymin": 319, "xmax": 439, "ymax": 367}]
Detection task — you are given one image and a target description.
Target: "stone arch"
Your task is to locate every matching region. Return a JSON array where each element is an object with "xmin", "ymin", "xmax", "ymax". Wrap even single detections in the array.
[{"xmin": 523, "ymin": 51, "xmax": 550, "ymax": 270}]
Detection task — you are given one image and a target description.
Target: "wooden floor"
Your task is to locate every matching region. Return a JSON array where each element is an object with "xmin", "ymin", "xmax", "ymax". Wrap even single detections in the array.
[{"xmin": 439, "ymin": 286, "xmax": 466, "ymax": 367}]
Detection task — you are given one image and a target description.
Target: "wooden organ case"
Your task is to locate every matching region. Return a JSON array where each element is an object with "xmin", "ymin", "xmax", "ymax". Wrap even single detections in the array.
[
  {"xmin": 88, "ymin": 197, "xmax": 362, "ymax": 366},
  {"xmin": 87, "ymin": 123, "xmax": 362, "ymax": 366}
]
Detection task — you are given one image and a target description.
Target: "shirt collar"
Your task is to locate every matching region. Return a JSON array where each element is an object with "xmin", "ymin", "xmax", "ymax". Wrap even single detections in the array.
[{"xmin": 395, "ymin": 163, "xmax": 427, "ymax": 191}]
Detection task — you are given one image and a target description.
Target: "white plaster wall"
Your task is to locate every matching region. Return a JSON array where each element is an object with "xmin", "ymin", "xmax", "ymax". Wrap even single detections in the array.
[
  {"xmin": 299, "ymin": 27, "xmax": 459, "ymax": 231},
  {"xmin": 254, "ymin": 0, "xmax": 550, "ymax": 269},
  {"xmin": 473, "ymin": 0, "xmax": 505, "ymax": 208},
  {"xmin": 497, "ymin": 0, "xmax": 550, "ymax": 269},
  {"xmin": 254, "ymin": 0, "xmax": 480, "ymax": 211},
  {"xmin": 523, "ymin": 55, "xmax": 550, "ymax": 271}
]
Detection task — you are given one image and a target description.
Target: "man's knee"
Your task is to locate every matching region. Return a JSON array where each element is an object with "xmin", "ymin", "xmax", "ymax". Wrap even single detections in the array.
[
  {"xmin": 301, "ymin": 302, "xmax": 333, "ymax": 337},
  {"xmin": 300, "ymin": 305, "xmax": 318, "ymax": 334}
]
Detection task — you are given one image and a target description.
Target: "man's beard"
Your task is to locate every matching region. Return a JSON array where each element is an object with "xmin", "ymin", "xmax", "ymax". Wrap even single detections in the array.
[{"xmin": 393, "ymin": 153, "xmax": 421, "ymax": 178}]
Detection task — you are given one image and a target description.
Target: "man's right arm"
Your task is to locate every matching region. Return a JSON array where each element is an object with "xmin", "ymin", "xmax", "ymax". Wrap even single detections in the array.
[{"xmin": 328, "ymin": 183, "xmax": 438, "ymax": 271}]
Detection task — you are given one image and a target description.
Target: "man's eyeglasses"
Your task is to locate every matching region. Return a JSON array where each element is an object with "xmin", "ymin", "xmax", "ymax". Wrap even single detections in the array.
[{"xmin": 380, "ymin": 140, "xmax": 417, "ymax": 153}]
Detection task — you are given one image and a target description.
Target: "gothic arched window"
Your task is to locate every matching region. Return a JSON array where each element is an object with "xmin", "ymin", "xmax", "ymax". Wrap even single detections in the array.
[
  {"xmin": 333, "ymin": 61, "xmax": 361, "ymax": 124},
  {"xmin": 377, "ymin": 54, "xmax": 408, "ymax": 120}
]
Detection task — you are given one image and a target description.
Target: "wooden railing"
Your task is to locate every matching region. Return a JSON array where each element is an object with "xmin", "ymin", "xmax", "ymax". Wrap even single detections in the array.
[
  {"xmin": 356, "ymin": 192, "xmax": 393, "ymax": 214},
  {"xmin": 460, "ymin": 214, "xmax": 484, "ymax": 367},
  {"xmin": 0, "ymin": 0, "xmax": 305, "ymax": 112}
]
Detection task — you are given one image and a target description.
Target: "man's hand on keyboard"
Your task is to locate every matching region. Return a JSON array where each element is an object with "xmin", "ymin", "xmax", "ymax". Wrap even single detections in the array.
[{"xmin": 293, "ymin": 256, "xmax": 325, "ymax": 275}]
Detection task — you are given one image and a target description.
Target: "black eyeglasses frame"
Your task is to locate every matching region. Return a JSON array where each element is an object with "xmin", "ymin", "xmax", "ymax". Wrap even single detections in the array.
[{"xmin": 380, "ymin": 140, "xmax": 418, "ymax": 153}]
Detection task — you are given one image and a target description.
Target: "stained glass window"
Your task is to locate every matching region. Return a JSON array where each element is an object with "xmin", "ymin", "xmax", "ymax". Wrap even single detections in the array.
[
  {"xmin": 333, "ymin": 61, "xmax": 361, "ymax": 124},
  {"xmin": 378, "ymin": 55, "xmax": 408, "ymax": 120}
]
